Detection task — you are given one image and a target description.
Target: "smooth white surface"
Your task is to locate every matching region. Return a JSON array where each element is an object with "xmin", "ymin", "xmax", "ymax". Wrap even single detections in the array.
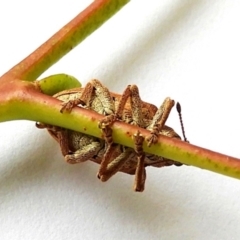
[{"xmin": 1, "ymin": 1, "xmax": 240, "ymax": 239}]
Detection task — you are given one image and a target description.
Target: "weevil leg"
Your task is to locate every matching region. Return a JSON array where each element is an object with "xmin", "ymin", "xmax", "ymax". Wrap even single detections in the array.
[
  {"xmin": 36, "ymin": 122, "xmax": 47, "ymax": 129},
  {"xmin": 58, "ymin": 128, "xmax": 71, "ymax": 156},
  {"xmin": 98, "ymin": 84, "xmax": 146, "ymax": 129},
  {"xmin": 115, "ymin": 85, "xmax": 145, "ymax": 127},
  {"xmin": 97, "ymin": 126, "xmax": 138, "ymax": 184},
  {"xmin": 97, "ymin": 88, "xmax": 132, "ymax": 180},
  {"xmin": 97, "ymin": 84, "xmax": 146, "ymax": 161},
  {"xmin": 57, "ymin": 129, "xmax": 102, "ymax": 164},
  {"xmin": 133, "ymin": 131, "xmax": 146, "ymax": 192},
  {"xmin": 97, "ymin": 126, "xmax": 115, "ymax": 177},
  {"xmin": 96, "ymin": 86, "xmax": 131, "ymax": 131},
  {"xmin": 60, "ymin": 81, "xmax": 94, "ymax": 112},
  {"xmin": 97, "ymin": 146, "xmax": 133, "ymax": 182},
  {"xmin": 61, "ymin": 79, "xmax": 115, "ymax": 115},
  {"xmin": 89, "ymin": 79, "xmax": 115, "ymax": 115},
  {"xmin": 36, "ymin": 122, "xmax": 60, "ymax": 132},
  {"xmin": 98, "ymin": 129, "xmax": 147, "ymax": 192},
  {"xmin": 114, "ymin": 85, "xmax": 132, "ymax": 119},
  {"xmin": 146, "ymin": 97, "xmax": 175, "ymax": 146},
  {"xmin": 65, "ymin": 142, "xmax": 102, "ymax": 164},
  {"xmin": 127, "ymin": 85, "xmax": 145, "ymax": 127},
  {"xmin": 98, "ymin": 85, "xmax": 148, "ymax": 190}
]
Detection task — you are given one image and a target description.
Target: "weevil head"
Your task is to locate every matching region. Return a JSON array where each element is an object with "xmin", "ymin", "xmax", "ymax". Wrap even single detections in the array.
[{"xmin": 161, "ymin": 125, "xmax": 181, "ymax": 140}]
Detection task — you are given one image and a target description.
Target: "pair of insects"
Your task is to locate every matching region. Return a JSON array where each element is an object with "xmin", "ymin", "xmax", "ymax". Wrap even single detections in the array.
[{"xmin": 37, "ymin": 79, "xmax": 188, "ymax": 192}]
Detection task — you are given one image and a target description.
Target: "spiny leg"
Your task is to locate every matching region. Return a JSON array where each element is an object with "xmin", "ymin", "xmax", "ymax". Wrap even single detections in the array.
[
  {"xmin": 98, "ymin": 84, "xmax": 149, "ymax": 188},
  {"xmin": 115, "ymin": 85, "xmax": 145, "ymax": 127},
  {"xmin": 36, "ymin": 122, "xmax": 102, "ymax": 164},
  {"xmin": 98, "ymin": 146, "xmax": 133, "ymax": 182},
  {"xmin": 58, "ymin": 128, "xmax": 71, "ymax": 156},
  {"xmin": 97, "ymin": 84, "xmax": 134, "ymax": 129},
  {"xmin": 99, "ymin": 84, "xmax": 146, "ymax": 129},
  {"xmin": 57, "ymin": 129, "xmax": 102, "ymax": 164},
  {"xmin": 60, "ymin": 79, "xmax": 115, "ymax": 115},
  {"xmin": 97, "ymin": 84, "xmax": 146, "ymax": 180},
  {"xmin": 97, "ymin": 126, "xmax": 115, "ymax": 178},
  {"xmin": 97, "ymin": 130, "xmax": 147, "ymax": 192},
  {"xmin": 65, "ymin": 142, "xmax": 102, "ymax": 164},
  {"xmin": 133, "ymin": 131, "xmax": 146, "ymax": 192},
  {"xmin": 60, "ymin": 81, "xmax": 94, "ymax": 112},
  {"xmin": 146, "ymin": 97, "xmax": 175, "ymax": 146},
  {"xmin": 97, "ymin": 125, "xmax": 133, "ymax": 181}
]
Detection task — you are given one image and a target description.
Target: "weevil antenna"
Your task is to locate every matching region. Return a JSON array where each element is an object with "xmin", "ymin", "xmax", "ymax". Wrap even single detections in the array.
[{"xmin": 176, "ymin": 102, "xmax": 189, "ymax": 143}]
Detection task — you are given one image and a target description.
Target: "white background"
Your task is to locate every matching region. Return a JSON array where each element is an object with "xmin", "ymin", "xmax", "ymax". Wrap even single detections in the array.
[{"xmin": 1, "ymin": 1, "xmax": 240, "ymax": 239}]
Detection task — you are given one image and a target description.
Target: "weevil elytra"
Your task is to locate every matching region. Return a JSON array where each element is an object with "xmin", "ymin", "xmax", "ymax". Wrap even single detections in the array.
[{"xmin": 37, "ymin": 79, "xmax": 186, "ymax": 192}]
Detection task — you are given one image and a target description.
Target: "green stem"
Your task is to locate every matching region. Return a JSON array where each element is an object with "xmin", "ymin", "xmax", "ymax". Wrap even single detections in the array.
[
  {"xmin": 1, "ymin": 0, "xmax": 129, "ymax": 81},
  {"xmin": 0, "ymin": 87, "xmax": 239, "ymax": 180},
  {"xmin": 37, "ymin": 74, "xmax": 81, "ymax": 96}
]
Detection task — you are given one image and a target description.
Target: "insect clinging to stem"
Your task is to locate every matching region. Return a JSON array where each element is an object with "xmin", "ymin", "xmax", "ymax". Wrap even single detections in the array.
[{"xmin": 37, "ymin": 79, "xmax": 188, "ymax": 191}]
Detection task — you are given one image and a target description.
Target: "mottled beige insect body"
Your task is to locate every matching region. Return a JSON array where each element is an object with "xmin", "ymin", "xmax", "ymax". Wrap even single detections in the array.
[{"xmin": 37, "ymin": 80, "xmax": 183, "ymax": 192}]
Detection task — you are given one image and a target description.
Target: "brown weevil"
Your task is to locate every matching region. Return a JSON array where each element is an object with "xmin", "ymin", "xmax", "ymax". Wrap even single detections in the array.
[{"xmin": 37, "ymin": 79, "xmax": 187, "ymax": 191}]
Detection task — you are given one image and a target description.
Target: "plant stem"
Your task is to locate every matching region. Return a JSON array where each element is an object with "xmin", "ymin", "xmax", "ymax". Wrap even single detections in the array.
[
  {"xmin": 37, "ymin": 74, "xmax": 81, "ymax": 96},
  {"xmin": 1, "ymin": 86, "xmax": 240, "ymax": 180}
]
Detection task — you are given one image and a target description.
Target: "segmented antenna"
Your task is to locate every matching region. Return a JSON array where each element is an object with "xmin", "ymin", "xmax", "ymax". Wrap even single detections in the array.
[{"xmin": 176, "ymin": 102, "xmax": 189, "ymax": 143}]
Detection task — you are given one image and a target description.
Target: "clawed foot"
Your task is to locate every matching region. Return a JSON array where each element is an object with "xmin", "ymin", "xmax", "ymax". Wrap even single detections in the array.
[
  {"xmin": 65, "ymin": 155, "xmax": 78, "ymax": 164},
  {"xmin": 98, "ymin": 114, "xmax": 116, "ymax": 130},
  {"xmin": 36, "ymin": 122, "xmax": 48, "ymax": 129},
  {"xmin": 146, "ymin": 126, "xmax": 159, "ymax": 147},
  {"xmin": 133, "ymin": 131, "xmax": 146, "ymax": 192},
  {"xmin": 60, "ymin": 99, "xmax": 86, "ymax": 113}
]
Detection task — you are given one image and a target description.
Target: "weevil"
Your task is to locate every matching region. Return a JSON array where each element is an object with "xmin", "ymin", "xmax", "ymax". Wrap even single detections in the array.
[{"xmin": 37, "ymin": 79, "xmax": 187, "ymax": 191}]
